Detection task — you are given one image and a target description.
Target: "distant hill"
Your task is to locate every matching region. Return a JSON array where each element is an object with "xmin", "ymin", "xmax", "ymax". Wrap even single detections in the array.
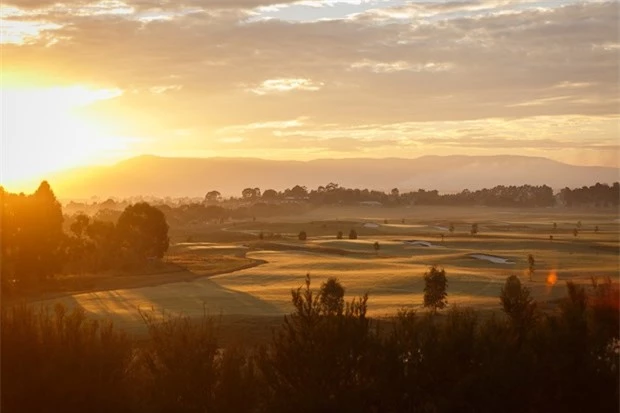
[{"xmin": 47, "ymin": 155, "xmax": 620, "ymax": 199}]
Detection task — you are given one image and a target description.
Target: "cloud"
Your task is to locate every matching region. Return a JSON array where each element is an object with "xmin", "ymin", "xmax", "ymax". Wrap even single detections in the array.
[
  {"xmin": 2, "ymin": 0, "xmax": 619, "ymax": 166},
  {"xmin": 245, "ymin": 78, "xmax": 324, "ymax": 94}
]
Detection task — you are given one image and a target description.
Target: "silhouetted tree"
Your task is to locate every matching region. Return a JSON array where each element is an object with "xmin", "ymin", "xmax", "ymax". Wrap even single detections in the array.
[
  {"xmin": 298, "ymin": 231, "xmax": 307, "ymax": 241},
  {"xmin": 573, "ymin": 228, "xmax": 579, "ymax": 237},
  {"xmin": 336, "ymin": 231, "xmax": 343, "ymax": 239},
  {"xmin": 319, "ymin": 277, "xmax": 345, "ymax": 316},
  {"xmin": 70, "ymin": 213, "xmax": 90, "ymax": 238},
  {"xmin": 262, "ymin": 189, "xmax": 278, "ymax": 200},
  {"xmin": 348, "ymin": 229, "xmax": 358, "ymax": 240},
  {"xmin": 449, "ymin": 223, "xmax": 455, "ymax": 233},
  {"xmin": 471, "ymin": 223, "xmax": 479, "ymax": 235},
  {"xmin": 205, "ymin": 190, "xmax": 221, "ymax": 203},
  {"xmin": 117, "ymin": 202, "xmax": 169, "ymax": 261},
  {"xmin": 1, "ymin": 181, "xmax": 65, "ymax": 288},
  {"xmin": 241, "ymin": 188, "xmax": 261, "ymax": 200},
  {"xmin": 423, "ymin": 265, "xmax": 448, "ymax": 314},
  {"xmin": 499, "ymin": 275, "xmax": 536, "ymax": 342},
  {"xmin": 373, "ymin": 241, "xmax": 380, "ymax": 254}
]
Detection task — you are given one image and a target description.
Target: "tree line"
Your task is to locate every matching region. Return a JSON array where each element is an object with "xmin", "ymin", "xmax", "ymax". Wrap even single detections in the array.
[
  {"xmin": 214, "ymin": 181, "xmax": 618, "ymax": 208},
  {"xmin": 0, "ymin": 182, "xmax": 169, "ymax": 295},
  {"xmin": 1, "ymin": 273, "xmax": 618, "ymax": 413}
]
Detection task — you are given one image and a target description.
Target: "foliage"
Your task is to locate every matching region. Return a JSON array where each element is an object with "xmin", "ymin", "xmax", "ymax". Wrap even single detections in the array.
[
  {"xmin": 137, "ymin": 311, "xmax": 257, "ymax": 413},
  {"xmin": 117, "ymin": 202, "xmax": 170, "ymax": 261},
  {"xmin": 319, "ymin": 277, "xmax": 345, "ymax": 315},
  {"xmin": 499, "ymin": 275, "xmax": 537, "ymax": 341},
  {"xmin": 336, "ymin": 231, "xmax": 343, "ymax": 239},
  {"xmin": 1, "ymin": 304, "xmax": 133, "ymax": 413},
  {"xmin": 348, "ymin": 229, "xmax": 358, "ymax": 240},
  {"xmin": 298, "ymin": 231, "xmax": 307, "ymax": 241},
  {"xmin": 471, "ymin": 223, "xmax": 479, "ymax": 235},
  {"xmin": 258, "ymin": 274, "xmax": 375, "ymax": 412},
  {"xmin": 2, "ymin": 278, "xmax": 619, "ymax": 413},
  {"xmin": 423, "ymin": 265, "xmax": 448, "ymax": 313},
  {"xmin": 1, "ymin": 181, "xmax": 64, "ymax": 290}
]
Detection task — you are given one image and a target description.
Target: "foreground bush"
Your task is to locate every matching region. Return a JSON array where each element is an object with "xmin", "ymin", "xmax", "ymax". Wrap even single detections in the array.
[
  {"xmin": 2, "ymin": 278, "xmax": 618, "ymax": 413},
  {"xmin": 1, "ymin": 304, "xmax": 134, "ymax": 413}
]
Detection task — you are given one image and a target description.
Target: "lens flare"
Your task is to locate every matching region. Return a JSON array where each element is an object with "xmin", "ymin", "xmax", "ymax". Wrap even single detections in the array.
[{"xmin": 546, "ymin": 270, "xmax": 558, "ymax": 286}]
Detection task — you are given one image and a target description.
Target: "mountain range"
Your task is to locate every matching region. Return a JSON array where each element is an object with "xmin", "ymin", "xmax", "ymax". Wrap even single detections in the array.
[{"xmin": 46, "ymin": 155, "xmax": 619, "ymax": 200}]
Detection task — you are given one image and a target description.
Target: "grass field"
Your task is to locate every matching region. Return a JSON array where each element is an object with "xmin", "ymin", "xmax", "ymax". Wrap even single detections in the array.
[{"xmin": 37, "ymin": 206, "xmax": 619, "ymax": 337}]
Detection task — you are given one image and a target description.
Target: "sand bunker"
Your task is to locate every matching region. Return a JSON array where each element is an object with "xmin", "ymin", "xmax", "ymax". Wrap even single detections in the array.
[
  {"xmin": 404, "ymin": 240, "xmax": 433, "ymax": 247},
  {"xmin": 186, "ymin": 245, "xmax": 249, "ymax": 251},
  {"xmin": 363, "ymin": 222, "xmax": 381, "ymax": 228},
  {"xmin": 468, "ymin": 253, "xmax": 515, "ymax": 265}
]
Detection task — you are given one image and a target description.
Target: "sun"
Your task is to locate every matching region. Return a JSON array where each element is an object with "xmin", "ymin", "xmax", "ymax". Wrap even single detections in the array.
[{"xmin": 1, "ymin": 83, "xmax": 131, "ymax": 190}]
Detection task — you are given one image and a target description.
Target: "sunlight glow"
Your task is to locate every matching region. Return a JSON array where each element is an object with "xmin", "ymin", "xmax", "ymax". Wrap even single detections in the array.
[{"xmin": 1, "ymin": 85, "xmax": 131, "ymax": 188}]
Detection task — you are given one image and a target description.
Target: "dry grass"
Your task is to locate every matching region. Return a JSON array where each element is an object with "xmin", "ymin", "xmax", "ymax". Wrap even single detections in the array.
[{"xmin": 32, "ymin": 206, "xmax": 618, "ymax": 335}]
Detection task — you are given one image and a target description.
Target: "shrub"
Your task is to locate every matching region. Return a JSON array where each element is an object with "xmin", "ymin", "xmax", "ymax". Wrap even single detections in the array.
[
  {"xmin": 470, "ymin": 223, "xmax": 479, "ymax": 235},
  {"xmin": 1, "ymin": 304, "xmax": 133, "ymax": 413},
  {"xmin": 319, "ymin": 277, "xmax": 345, "ymax": 315},
  {"xmin": 423, "ymin": 266, "xmax": 448, "ymax": 313}
]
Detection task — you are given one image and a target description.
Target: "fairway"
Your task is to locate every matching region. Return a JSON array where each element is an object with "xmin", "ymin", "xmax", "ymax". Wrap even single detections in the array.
[{"xmin": 38, "ymin": 206, "xmax": 619, "ymax": 335}]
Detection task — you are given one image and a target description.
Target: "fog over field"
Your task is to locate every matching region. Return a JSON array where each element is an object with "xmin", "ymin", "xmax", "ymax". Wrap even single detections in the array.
[
  {"xmin": 36, "ymin": 206, "xmax": 619, "ymax": 335},
  {"xmin": 41, "ymin": 154, "xmax": 620, "ymax": 199}
]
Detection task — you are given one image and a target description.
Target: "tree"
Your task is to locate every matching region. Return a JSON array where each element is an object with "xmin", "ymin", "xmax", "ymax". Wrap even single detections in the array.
[
  {"xmin": 298, "ymin": 231, "xmax": 307, "ymax": 241},
  {"xmin": 116, "ymin": 202, "xmax": 169, "ymax": 260},
  {"xmin": 70, "ymin": 213, "xmax": 90, "ymax": 238},
  {"xmin": 577, "ymin": 220, "xmax": 582, "ymax": 229},
  {"xmin": 337, "ymin": 231, "xmax": 343, "ymax": 239},
  {"xmin": 349, "ymin": 229, "xmax": 358, "ymax": 240},
  {"xmin": 205, "ymin": 190, "xmax": 221, "ymax": 203},
  {"xmin": 319, "ymin": 277, "xmax": 345, "ymax": 315},
  {"xmin": 449, "ymin": 223, "xmax": 455, "ymax": 233},
  {"xmin": 6, "ymin": 181, "xmax": 66, "ymax": 285},
  {"xmin": 527, "ymin": 254, "xmax": 535, "ymax": 281},
  {"xmin": 262, "ymin": 189, "xmax": 278, "ymax": 200},
  {"xmin": 499, "ymin": 275, "xmax": 536, "ymax": 338},
  {"xmin": 553, "ymin": 222, "xmax": 557, "ymax": 230},
  {"xmin": 594, "ymin": 225, "xmax": 599, "ymax": 233},
  {"xmin": 423, "ymin": 265, "xmax": 448, "ymax": 314},
  {"xmin": 242, "ymin": 188, "xmax": 255, "ymax": 199},
  {"xmin": 373, "ymin": 241, "xmax": 380, "ymax": 254},
  {"xmin": 573, "ymin": 228, "xmax": 579, "ymax": 237},
  {"xmin": 288, "ymin": 185, "xmax": 308, "ymax": 199},
  {"xmin": 470, "ymin": 223, "xmax": 479, "ymax": 235}
]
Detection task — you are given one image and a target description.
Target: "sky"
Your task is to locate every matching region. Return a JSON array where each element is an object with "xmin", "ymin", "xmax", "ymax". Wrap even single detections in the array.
[{"xmin": 1, "ymin": 0, "xmax": 619, "ymax": 187}]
